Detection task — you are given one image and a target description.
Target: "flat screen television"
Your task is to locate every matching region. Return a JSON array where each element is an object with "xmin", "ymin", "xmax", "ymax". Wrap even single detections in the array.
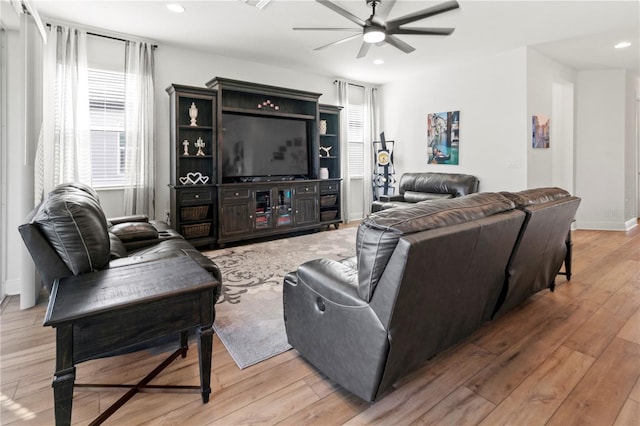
[{"xmin": 221, "ymin": 113, "xmax": 309, "ymax": 180}]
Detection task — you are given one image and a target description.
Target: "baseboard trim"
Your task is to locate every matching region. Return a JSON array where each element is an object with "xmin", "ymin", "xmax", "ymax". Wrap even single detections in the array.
[
  {"xmin": 575, "ymin": 220, "xmax": 634, "ymax": 231},
  {"xmin": 624, "ymin": 218, "xmax": 638, "ymax": 231}
]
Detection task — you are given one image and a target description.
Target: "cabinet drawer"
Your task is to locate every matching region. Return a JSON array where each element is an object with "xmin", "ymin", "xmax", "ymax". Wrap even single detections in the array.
[
  {"xmin": 320, "ymin": 181, "xmax": 339, "ymax": 194},
  {"xmin": 296, "ymin": 183, "xmax": 318, "ymax": 195},
  {"xmin": 222, "ymin": 188, "xmax": 250, "ymax": 200},
  {"xmin": 180, "ymin": 188, "xmax": 212, "ymax": 204}
]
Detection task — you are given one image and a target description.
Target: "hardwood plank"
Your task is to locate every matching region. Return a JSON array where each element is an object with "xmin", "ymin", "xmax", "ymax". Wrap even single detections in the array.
[
  {"xmin": 563, "ymin": 306, "xmax": 628, "ymax": 358},
  {"xmin": 411, "ymin": 386, "xmax": 495, "ymax": 425},
  {"xmin": 466, "ymin": 299, "xmax": 597, "ymax": 405},
  {"xmin": 210, "ymin": 380, "xmax": 320, "ymax": 425},
  {"xmin": 140, "ymin": 356, "xmax": 317, "ymax": 425},
  {"xmin": 629, "ymin": 376, "xmax": 640, "ymax": 403},
  {"xmin": 472, "ymin": 292, "xmax": 564, "ymax": 355},
  {"xmin": 344, "ymin": 343, "xmax": 495, "ymax": 425},
  {"xmin": 548, "ymin": 337, "xmax": 640, "ymax": 426},
  {"xmin": 276, "ymin": 388, "xmax": 368, "ymax": 425},
  {"xmin": 478, "ymin": 345, "xmax": 594, "ymax": 425},
  {"xmin": 614, "ymin": 398, "xmax": 640, "ymax": 426},
  {"xmin": 617, "ymin": 308, "xmax": 640, "ymax": 345}
]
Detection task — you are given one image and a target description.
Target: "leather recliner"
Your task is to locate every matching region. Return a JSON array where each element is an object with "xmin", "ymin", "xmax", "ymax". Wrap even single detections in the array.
[
  {"xmin": 283, "ymin": 192, "xmax": 526, "ymax": 402},
  {"xmin": 493, "ymin": 187, "xmax": 581, "ymax": 317},
  {"xmin": 371, "ymin": 172, "xmax": 480, "ymax": 212},
  {"xmin": 19, "ymin": 182, "xmax": 221, "ymax": 297}
]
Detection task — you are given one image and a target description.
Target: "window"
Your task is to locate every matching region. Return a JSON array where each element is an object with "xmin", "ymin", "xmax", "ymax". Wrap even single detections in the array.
[
  {"xmin": 347, "ymin": 103, "xmax": 365, "ymax": 178},
  {"xmin": 88, "ymin": 68, "xmax": 126, "ymax": 187}
]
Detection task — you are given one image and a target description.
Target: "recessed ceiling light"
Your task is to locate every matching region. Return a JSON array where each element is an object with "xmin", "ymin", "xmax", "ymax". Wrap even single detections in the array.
[
  {"xmin": 166, "ymin": 4, "xmax": 185, "ymax": 13},
  {"xmin": 614, "ymin": 41, "xmax": 631, "ymax": 49},
  {"xmin": 373, "ymin": 59, "xmax": 384, "ymax": 65}
]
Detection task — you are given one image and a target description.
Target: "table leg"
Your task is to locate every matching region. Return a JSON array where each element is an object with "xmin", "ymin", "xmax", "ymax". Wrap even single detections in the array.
[
  {"xmin": 53, "ymin": 325, "xmax": 75, "ymax": 426},
  {"xmin": 197, "ymin": 325, "xmax": 214, "ymax": 403}
]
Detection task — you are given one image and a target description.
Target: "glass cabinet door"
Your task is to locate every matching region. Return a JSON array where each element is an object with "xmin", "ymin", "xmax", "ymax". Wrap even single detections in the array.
[
  {"xmin": 274, "ymin": 188, "xmax": 292, "ymax": 227},
  {"xmin": 255, "ymin": 190, "xmax": 272, "ymax": 229}
]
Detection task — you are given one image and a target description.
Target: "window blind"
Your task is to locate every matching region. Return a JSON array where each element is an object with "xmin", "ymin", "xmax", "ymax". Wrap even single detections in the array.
[
  {"xmin": 347, "ymin": 103, "xmax": 364, "ymax": 177},
  {"xmin": 88, "ymin": 68, "xmax": 125, "ymax": 187}
]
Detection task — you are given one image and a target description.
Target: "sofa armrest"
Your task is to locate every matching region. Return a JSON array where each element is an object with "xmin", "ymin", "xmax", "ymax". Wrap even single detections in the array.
[
  {"xmin": 294, "ymin": 258, "xmax": 364, "ymax": 306},
  {"xmin": 108, "ymin": 215, "xmax": 149, "ymax": 225},
  {"xmin": 378, "ymin": 194, "xmax": 404, "ymax": 202}
]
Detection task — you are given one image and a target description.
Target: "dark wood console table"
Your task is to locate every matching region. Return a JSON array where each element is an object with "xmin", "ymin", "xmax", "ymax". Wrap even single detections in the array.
[{"xmin": 43, "ymin": 256, "xmax": 219, "ymax": 425}]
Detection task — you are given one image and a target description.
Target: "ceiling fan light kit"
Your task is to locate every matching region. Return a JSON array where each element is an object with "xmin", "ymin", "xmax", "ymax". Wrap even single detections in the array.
[
  {"xmin": 294, "ymin": 0, "xmax": 460, "ymax": 58},
  {"xmin": 363, "ymin": 26, "xmax": 386, "ymax": 43}
]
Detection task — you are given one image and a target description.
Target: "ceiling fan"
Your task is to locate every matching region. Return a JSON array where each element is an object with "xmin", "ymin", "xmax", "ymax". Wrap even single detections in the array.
[{"xmin": 294, "ymin": 0, "xmax": 459, "ymax": 58}]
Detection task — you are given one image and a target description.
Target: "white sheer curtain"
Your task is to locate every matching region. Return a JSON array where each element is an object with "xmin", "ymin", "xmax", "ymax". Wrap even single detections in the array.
[
  {"xmin": 123, "ymin": 41, "xmax": 155, "ymax": 217},
  {"xmin": 35, "ymin": 25, "xmax": 90, "ymax": 203},
  {"xmin": 364, "ymin": 87, "xmax": 379, "ymax": 214},
  {"xmin": 335, "ymin": 80, "xmax": 350, "ymax": 222}
]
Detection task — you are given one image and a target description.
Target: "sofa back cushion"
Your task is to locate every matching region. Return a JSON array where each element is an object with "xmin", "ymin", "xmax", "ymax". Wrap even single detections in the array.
[
  {"xmin": 356, "ymin": 193, "xmax": 515, "ymax": 301},
  {"xmin": 500, "ymin": 187, "xmax": 570, "ymax": 208},
  {"xmin": 32, "ymin": 183, "xmax": 110, "ymax": 275},
  {"xmin": 399, "ymin": 172, "xmax": 479, "ymax": 198}
]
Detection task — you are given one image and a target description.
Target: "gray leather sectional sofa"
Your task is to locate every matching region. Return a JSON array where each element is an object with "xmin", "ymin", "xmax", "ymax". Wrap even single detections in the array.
[{"xmin": 283, "ymin": 187, "xmax": 580, "ymax": 402}]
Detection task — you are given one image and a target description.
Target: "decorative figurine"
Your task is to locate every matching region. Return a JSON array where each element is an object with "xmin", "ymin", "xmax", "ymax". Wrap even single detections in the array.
[
  {"xmin": 320, "ymin": 146, "xmax": 332, "ymax": 157},
  {"xmin": 319, "ymin": 120, "xmax": 327, "ymax": 135},
  {"xmin": 182, "ymin": 139, "xmax": 190, "ymax": 156},
  {"xmin": 195, "ymin": 137, "xmax": 205, "ymax": 156},
  {"xmin": 189, "ymin": 102, "xmax": 198, "ymax": 126}
]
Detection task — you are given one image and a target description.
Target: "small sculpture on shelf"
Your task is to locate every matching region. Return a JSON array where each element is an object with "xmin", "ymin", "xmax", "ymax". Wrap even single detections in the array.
[
  {"xmin": 195, "ymin": 137, "xmax": 205, "ymax": 156},
  {"xmin": 182, "ymin": 139, "xmax": 190, "ymax": 156},
  {"xmin": 319, "ymin": 146, "xmax": 332, "ymax": 157},
  {"xmin": 189, "ymin": 102, "xmax": 198, "ymax": 126}
]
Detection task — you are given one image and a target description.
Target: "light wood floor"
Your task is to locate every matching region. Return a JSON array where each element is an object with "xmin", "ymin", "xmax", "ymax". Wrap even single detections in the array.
[{"xmin": 1, "ymin": 225, "xmax": 639, "ymax": 425}]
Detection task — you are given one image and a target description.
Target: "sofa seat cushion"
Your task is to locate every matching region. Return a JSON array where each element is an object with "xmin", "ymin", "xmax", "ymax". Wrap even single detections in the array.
[
  {"xmin": 33, "ymin": 184, "xmax": 110, "ymax": 275},
  {"xmin": 356, "ymin": 193, "xmax": 515, "ymax": 301}
]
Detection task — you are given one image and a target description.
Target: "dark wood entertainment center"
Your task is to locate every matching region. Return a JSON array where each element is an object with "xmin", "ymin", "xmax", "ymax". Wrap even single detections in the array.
[{"xmin": 167, "ymin": 78, "xmax": 342, "ymax": 246}]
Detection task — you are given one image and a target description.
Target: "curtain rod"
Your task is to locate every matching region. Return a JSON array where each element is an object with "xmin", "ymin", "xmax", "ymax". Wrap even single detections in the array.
[
  {"xmin": 45, "ymin": 22, "xmax": 158, "ymax": 49},
  {"xmin": 333, "ymin": 80, "xmax": 377, "ymax": 90}
]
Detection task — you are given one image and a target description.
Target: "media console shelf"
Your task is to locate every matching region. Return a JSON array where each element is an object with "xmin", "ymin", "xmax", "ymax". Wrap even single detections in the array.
[{"xmin": 169, "ymin": 78, "xmax": 343, "ymax": 246}]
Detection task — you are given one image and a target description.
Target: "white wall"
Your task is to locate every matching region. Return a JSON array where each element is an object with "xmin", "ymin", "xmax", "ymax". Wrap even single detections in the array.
[
  {"xmin": 526, "ymin": 48, "xmax": 576, "ymax": 191},
  {"xmin": 380, "ymin": 47, "xmax": 528, "ymax": 192},
  {"xmin": 575, "ymin": 69, "xmax": 630, "ymax": 230}
]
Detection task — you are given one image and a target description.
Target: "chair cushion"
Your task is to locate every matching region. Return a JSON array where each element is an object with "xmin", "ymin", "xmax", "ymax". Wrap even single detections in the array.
[{"xmin": 33, "ymin": 184, "xmax": 110, "ymax": 275}]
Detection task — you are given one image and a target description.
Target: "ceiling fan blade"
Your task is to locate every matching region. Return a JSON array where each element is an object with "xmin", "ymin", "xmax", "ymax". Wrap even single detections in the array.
[
  {"xmin": 357, "ymin": 42, "xmax": 372, "ymax": 59},
  {"xmin": 386, "ymin": 0, "xmax": 459, "ymax": 29},
  {"xmin": 372, "ymin": 0, "xmax": 397, "ymax": 25},
  {"xmin": 387, "ymin": 27, "xmax": 455, "ymax": 36},
  {"xmin": 313, "ymin": 33, "xmax": 361, "ymax": 51},
  {"xmin": 293, "ymin": 27, "xmax": 362, "ymax": 32},
  {"xmin": 316, "ymin": 0, "xmax": 366, "ymax": 27},
  {"xmin": 384, "ymin": 34, "xmax": 415, "ymax": 54}
]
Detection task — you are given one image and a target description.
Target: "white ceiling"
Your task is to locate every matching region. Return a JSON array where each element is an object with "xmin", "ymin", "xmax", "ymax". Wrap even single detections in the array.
[{"xmin": 23, "ymin": 0, "xmax": 640, "ymax": 84}]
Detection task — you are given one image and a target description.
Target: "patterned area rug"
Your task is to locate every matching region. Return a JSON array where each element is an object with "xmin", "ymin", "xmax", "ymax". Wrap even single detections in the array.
[{"xmin": 204, "ymin": 226, "xmax": 357, "ymax": 369}]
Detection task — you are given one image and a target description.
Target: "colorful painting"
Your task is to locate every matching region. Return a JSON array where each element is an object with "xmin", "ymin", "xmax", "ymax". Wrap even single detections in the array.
[
  {"xmin": 427, "ymin": 111, "xmax": 459, "ymax": 165},
  {"xmin": 532, "ymin": 114, "xmax": 550, "ymax": 148}
]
